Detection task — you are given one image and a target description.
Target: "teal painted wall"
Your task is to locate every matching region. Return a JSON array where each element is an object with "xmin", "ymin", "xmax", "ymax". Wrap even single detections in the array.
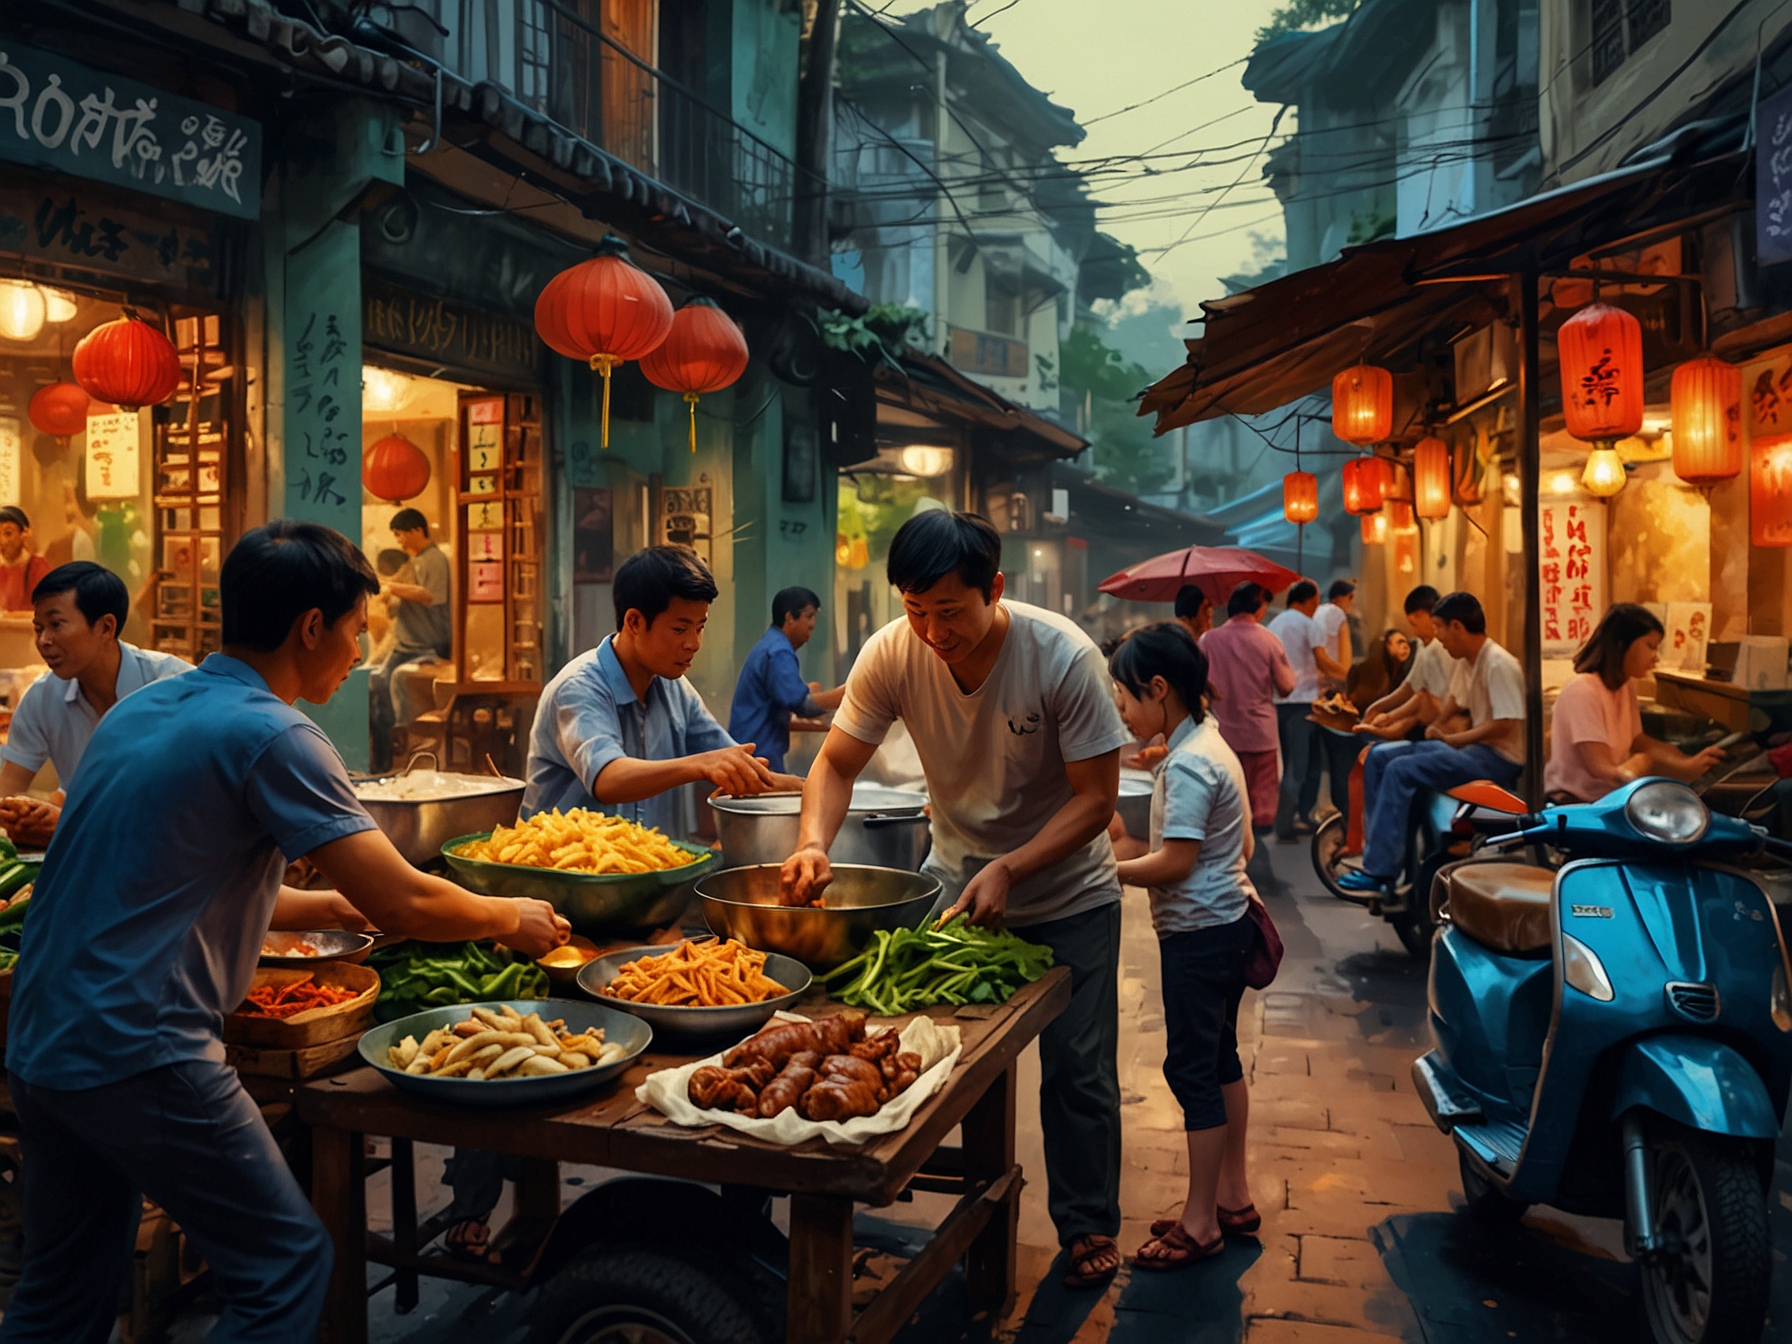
[{"xmin": 731, "ymin": 0, "xmax": 802, "ymax": 159}]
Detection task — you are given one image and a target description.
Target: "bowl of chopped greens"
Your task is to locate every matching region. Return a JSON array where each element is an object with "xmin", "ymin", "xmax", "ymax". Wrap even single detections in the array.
[{"xmin": 816, "ymin": 912, "xmax": 1055, "ymax": 1015}]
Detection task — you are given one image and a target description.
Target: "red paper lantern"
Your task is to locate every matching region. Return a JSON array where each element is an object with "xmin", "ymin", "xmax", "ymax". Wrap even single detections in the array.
[
  {"xmin": 1361, "ymin": 512, "xmax": 1388, "ymax": 545},
  {"xmin": 1558, "ymin": 301, "xmax": 1643, "ymax": 443},
  {"xmin": 1413, "ymin": 437, "xmax": 1451, "ymax": 519},
  {"xmin": 1283, "ymin": 471, "xmax": 1319, "ymax": 524},
  {"xmin": 1751, "ymin": 434, "xmax": 1792, "ymax": 547},
  {"xmin": 1332, "ymin": 364, "xmax": 1393, "ymax": 445},
  {"xmin": 1671, "ymin": 355, "xmax": 1743, "ymax": 486},
  {"xmin": 640, "ymin": 298, "xmax": 750, "ymax": 453},
  {"xmin": 1342, "ymin": 456, "xmax": 1391, "ymax": 515},
  {"xmin": 27, "ymin": 382, "xmax": 89, "ymax": 438},
  {"xmin": 71, "ymin": 311, "xmax": 181, "ymax": 412},
  {"xmin": 534, "ymin": 235, "xmax": 674, "ymax": 448},
  {"xmin": 1386, "ymin": 500, "xmax": 1414, "ymax": 530},
  {"xmin": 362, "ymin": 433, "xmax": 431, "ymax": 503}
]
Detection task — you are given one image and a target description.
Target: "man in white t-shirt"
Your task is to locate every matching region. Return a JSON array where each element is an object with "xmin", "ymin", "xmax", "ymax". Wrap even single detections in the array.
[
  {"xmin": 1266, "ymin": 580, "xmax": 1325, "ymax": 839},
  {"xmin": 781, "ymin": 510, "xmax": 1130, "ymax": 1289},
  {"xmin": 1358, "ymin": 585, "xmax": 1460, "ymax": 741},
  {"xmin": 1338, "ymin": 591, "xmax": 1524, "ymax": 894},
  {"xmin": 1311, "ymin": 579, "xmax": 1355, "ymax": 696}
]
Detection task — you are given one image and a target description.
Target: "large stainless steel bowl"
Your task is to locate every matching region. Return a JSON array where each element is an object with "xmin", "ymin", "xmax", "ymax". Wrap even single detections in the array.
[
  {"xmin": 709, "ymin": 785, "xmax": 930, "ymax": 871},
  {"xmin": 443, "ymin": 834, "xmax": 718, "ymax": 936},
  {"xmin": 355, "ymin": 771, "xmax": 526, "ymax": 866},
  {"xmin": 1116, "ymin": 769, "xmax": 1154, "ymax": 840},
  {"xmin": 576, "ymin": 944, "xmax": 813, "ymax": 1039},
  {"xmin": 697, "ymin": 864, "xmax": 942, "ymax": 970}
]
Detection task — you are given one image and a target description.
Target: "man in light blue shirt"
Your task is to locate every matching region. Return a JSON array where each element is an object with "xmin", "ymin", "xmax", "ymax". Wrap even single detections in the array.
[
  {"xmin": 0, "ymin": 563, "xmax": 190, "ymax": 848},
  {"xmin": 728, "ymin": 586, "xmax": 845, "ymax": 773},
  {"xmin": 0, "ymin": 521, "xmax": 568, "ymax": 1344},
  {"xmin": 524, "ymin": 547, "xmax": 798, "ymax": 840}
]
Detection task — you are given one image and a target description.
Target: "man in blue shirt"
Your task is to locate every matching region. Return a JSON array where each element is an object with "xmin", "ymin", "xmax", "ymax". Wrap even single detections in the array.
[
  {"xmin": 0, "ymin": 521, "xmax": 568, "ymax": 1344},
  {"xmin": 524, "ymin": 546, "xmax": 799, "ymax": 840},
  {"xmin": 728, "ymin": 586, "xmax": 845, "ymax": 773}
]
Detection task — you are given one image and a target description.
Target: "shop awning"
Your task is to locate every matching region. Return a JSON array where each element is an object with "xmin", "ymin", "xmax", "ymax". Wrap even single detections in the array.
[
  {"xmin": 877, "ymin": 352, "xmax": 1088, "ymax": 460},
  {"xmin": 1138, "ymin": 144, "xmax": 1747, "ymax": 433}
]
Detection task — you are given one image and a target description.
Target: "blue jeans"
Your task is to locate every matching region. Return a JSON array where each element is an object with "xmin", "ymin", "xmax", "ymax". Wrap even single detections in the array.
[
  {"xmin": 1274, "ymin": 703, "xmax": 1321, "ymax": 832},
  {"xmin": 1360, "ymin": 740, "xmax": 1521, "ymax": 880},
  {"xmin": 0, "ymin": 1061, "xmax": 332, "ymax": 1344}
]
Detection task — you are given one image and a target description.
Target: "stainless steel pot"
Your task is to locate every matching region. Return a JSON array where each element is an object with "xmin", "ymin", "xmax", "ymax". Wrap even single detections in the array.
[
  {"xmin": 353, "ymin": 756, "xmax": 526, "ymax": 866},
  {"xmin": 709, "ymin": 784, "xmax": 930, "ymax": 871},
  {"xmin": 1116, "ymin": 768, "xmax": 1154, "ymax": 840},
  {"xmin": 697, "ymin": 864, "xmax": 942, "ymax": 970}
]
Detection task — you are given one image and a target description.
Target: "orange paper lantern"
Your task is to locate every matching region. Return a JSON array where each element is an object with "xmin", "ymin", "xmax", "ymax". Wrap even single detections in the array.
[
  {"xmin": 1413, "ymin": 437, "xmax": 1451, "ymax": 518},
  {"xmin": 1341, "ymin": 457, "xmax": 1386, "ymax": 515},
  {"xmin": 1332, "ymin": 364, "xmax": 1393, "ymax": 445},
  {"xmin": 1283, "ymin": 471, "xmax": 1319, "ymax": 524},
  {"xmin": 639, "ymin": 298, "xmax": 750, "ymax": 452},
  {"xmin": 534, "ymin": 235, "xmax": 674, "ymax": 448},
  {"xmin": 1558, "ymin": 301, "xmax": 1643, "ymax": 443},
  {"xmin": 1671, "ymin": 355, "xmax": 1743, "ymax": 486},
  {"xmin": 72, "ymin": 312, "xmax": 181, "ymax": 412},
  {"xmin": 27, "ymin": 381, "xmax": 89, "ymax": 438},
  {"xmin": 1752, "ymin": 434, "xmax": 1792, "ymax": 547},
  {"xmin": 1386, "ymin": 500, "xmax": 1414, "ymax": 530},
  {"xmin": 362, "ymin": 433, "xmax": 431, "ymax": 502},
  {"xmin": 1361, "ymin": 512, "xmax": 1388, "ymax": 545}
]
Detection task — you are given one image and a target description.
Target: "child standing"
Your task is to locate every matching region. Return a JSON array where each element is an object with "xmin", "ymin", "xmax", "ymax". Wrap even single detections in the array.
[{"xmin": 1108, "ymin": 622, "xmax": 1260, "ymax": 1267}]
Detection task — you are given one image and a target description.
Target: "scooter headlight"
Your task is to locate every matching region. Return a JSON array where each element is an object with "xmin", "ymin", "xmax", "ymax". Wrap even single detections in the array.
[
  {"xmin": 1624, "ymin": 781, "xmax": 1709, "ymax": 845},
  {"xmin": 1562, "ymin": 934, "xmax": 1615, "ymax": 1002}
]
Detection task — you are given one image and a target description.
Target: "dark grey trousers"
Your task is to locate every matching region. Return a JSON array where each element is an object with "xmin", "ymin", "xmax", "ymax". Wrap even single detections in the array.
[
  {"xmin": 0, "ymin": 1061, "xmax": 332, "ymax": 1344},
  {"xmin": 1021, "ymin": 899, "xmax": 1123, "ymax": 1245}
]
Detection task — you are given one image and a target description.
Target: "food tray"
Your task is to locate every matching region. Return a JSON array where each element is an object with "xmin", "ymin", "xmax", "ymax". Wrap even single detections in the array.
[
  {"xmin": 577, "ymin": 945, "xmax": 813, "ymax": 1040},
  {"xmin": 442, "ymin": 832, "xmax": 718, "ymax": 936},
  {"xmin": 358, "ymin": 998, "xmax": 651, "ymax": 1107},
  {"xmin": 224, "ymin": 963, "xmax": 380, "ymax": 1049}
]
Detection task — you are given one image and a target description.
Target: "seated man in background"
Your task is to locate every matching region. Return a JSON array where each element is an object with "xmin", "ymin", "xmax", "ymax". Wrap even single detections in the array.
[
  {"xmin": 729, "ymin": 585, "xmax": 846, "ymax": 775},
  {"xmin": 0, "ymin": 508, "xmax": 51, "ymax": 615},
  {"xmin": 1338, "ymin": 591, "xmax": 1524, "ymax": 897},
  {"xmin": 1357, "ymin": 584, "xmax": 1461, "ymax": 741},
  {"xmin": 0, "ymin": 563, "xmax": 190, "ymax": 848}
]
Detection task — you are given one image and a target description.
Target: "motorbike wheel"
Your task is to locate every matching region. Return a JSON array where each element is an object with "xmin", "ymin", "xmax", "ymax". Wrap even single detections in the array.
[
  {"xmin": 1637, "ymin": 1118, "xmax": 1771, "ymax": 1344},
  {"xmin": 1458, "ymin": 1148, "xmax": 1528, "ymax": 1226},
  {"xmin": 1389, "ymin": 908, "xmax": 1434, "ymax": 959},
  {"xmin": 1311, "ymin": 815, "xmax": 1369, "ymax": 904},
  {"xmin": 528, "ymin": 1247, "xmax": 772, "ymax": 1344}
]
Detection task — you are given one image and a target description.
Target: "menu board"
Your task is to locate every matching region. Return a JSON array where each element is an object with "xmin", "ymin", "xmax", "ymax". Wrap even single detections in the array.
[
  {"xmin": 85, "ymin": 408, "xmax": 139, "ymax": 500},
  {"xmin": 1540, "ymin": 498, "xmax": 1605, "ymax": 657}
]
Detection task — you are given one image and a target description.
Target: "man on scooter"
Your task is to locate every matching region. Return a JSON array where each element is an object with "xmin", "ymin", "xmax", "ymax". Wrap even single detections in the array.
[{"xmin": 1337, "ymin": 591, "xmax": 1523, "ymax": 898}]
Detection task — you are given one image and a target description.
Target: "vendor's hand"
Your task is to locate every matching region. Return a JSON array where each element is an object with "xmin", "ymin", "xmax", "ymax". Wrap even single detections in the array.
[
  {"xmin": 945, "ymin": 859, "xmax": 1012, "ymax": 928},
  {"xmin": 1122, "ymin": 744, "xmax": 1168, "ymax": 770},
  {"xmin": 768, "ymin": 772, "xmax": 806, "ymax": 793},
  {"xmin": 0, "ymin": 796, "xmax": 57, "ymax": 851},
  {"xmin": 1685, "ymin": 744, "xmax": 1727, "ymax": 777},
  {"xmin": 780, "ymin": 845, "xmax": 832, "ymax": 906},
  {"xmin": 501, "ymin": 898, "xmax": 571, "ymax": 959},
  {"xmin": 320, "ymin": 892, "xmax": 376, "ymax": 932},
  {"xmin": 699, "ymin": 744, "xmax": 778, "ymax": 797}
]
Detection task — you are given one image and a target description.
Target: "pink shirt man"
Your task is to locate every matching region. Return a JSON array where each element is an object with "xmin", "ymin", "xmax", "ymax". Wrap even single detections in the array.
[{"xmin": 1200, "ymin": 615, "xmax": 1297, "ymax": 754}]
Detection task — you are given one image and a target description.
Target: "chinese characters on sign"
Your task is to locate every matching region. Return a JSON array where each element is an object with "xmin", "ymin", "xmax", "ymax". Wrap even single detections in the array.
[
  {"xmin": 0, "ymin": 417, "xmax": 18, "ymax": 509},
  {"xmin": 84, "ymin": 408, "xmax": 139, "ymax": 500},
  {"xmin": 1539, "ymin": 499, "xmax": 1606, "ymax": 657},
  {"xmin": 1759, "ymin": 83, "xmax": 1792, "ymax": 268},
  {"xmin": 287, "ymin": 307, "xmax": 356, "ymax": 529},
  {"xmin": 465, "ymin": 398, "xmax": 505, "ymax": 604},
  {"xmin": 0, "ymin": 45, "xmax": 260, "ymax": 220}
]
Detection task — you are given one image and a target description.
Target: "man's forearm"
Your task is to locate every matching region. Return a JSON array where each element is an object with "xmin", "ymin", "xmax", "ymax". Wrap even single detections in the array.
[
  {"xmin": 593, "ymin": 756, "xmax": 703, "ymax": 804},
  {"xmin": 1450, "ymin": 718, "xmax": 1519, "ymax": 748},
  {"xmin": 385, "ymin": 582, "xmax": 434, "ymax": 604},
  {"xmin": 270, "ymin": 887, "xmax": 348, "ymax": 931},
  {"xmin": 1315, "ymin": 649, "xmax": 1349, "ymax": 680},
  {"xmin": 993, "ymin": 789, "xmax": 1114, "ymax": 887},
  {"xmin": 810, "ymin": 685, "xmax": 847, "ymax": 712},
  {"xmin": 796, "ymin": 752, "xmax": 856, "ymax": 852},
  {"xmin": 1366, "ymin": 683, "xmax": 1413, "ymax": 719}
]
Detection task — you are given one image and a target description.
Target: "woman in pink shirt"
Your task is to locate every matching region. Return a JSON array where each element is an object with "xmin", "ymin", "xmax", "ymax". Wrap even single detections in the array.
[
  {"xmin": 1544, "ymin": 604, "xmax": 1724, "ymax": 803},
  {"xmin": 1199, "ymin": 581, "xmax": 1296, "ymax": 828}
]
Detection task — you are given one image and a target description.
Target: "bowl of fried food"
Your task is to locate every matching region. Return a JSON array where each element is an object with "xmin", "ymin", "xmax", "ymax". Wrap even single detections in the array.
[
  {"xmin": 358, "ymin": 999, "xmax": 651, "ymax": 1106},
  {"xmin": 578, "ymin": 937, "xmax": 813, "ymax": 1040},
  {"xmin": 259, "ymin": 930, "xmax": 376, "ymax": 967},
  {"xmin": 444, "ymin": 809, "xmax": 718, "ymax": 936}
]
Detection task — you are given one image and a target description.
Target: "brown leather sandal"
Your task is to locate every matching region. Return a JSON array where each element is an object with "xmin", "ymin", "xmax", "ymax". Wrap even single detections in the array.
[
  {"xmin": 1062, "ymin": 1233, "xmax": 1121, "ymax": 1288},
  {"xmin": 1133, "ymin": 1222, "xmax": 1225, "ymax": 1270},
  {"xmin": 1151, "ymin": 1203, "xmax": 1260, "ymax": 1238}
]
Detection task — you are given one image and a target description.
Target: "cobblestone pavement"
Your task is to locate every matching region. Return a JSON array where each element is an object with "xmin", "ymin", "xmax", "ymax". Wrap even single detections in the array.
[{"xmin": 163, "ymin": 839, "xmax": 1792, "ymax": 1343}]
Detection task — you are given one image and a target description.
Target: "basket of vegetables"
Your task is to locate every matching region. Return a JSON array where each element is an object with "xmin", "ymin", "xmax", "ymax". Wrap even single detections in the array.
[
  {"xmin": 818, "ymin": 913, "xmax": 1054, "ymax": 1015},
  {"xmin": 367, "ymin": 941, "xmax": 551, "ymax": 1022}
]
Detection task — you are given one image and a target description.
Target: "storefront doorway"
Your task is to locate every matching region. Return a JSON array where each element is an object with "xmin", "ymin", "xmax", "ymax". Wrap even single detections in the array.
[{"xmin": 833, "ymin": 446, "xmax": 959, "ymax": 680}]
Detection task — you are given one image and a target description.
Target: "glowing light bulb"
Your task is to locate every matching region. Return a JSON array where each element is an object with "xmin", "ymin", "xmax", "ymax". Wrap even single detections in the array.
[
  {"xmin": 1581, "ymin": 446, "xmax": 1627, "ymax": 498},
  {"xmin": 1550, "ymin": 472, "xmax": 1578, "ymax": 496},
  {"xmin": 898, "ymin": 445, "xmax": 953, "ymax": 477},
  {"xmin": 41, "ymin": 289, "xmax": 77, "ymax": 324},
  {"xmin": 362, "ymin": 365, "xmax": 407, "ymax": 413},
  {"xmin": 0, "ymin": 282, "xmax": 46, "ymax": 342}
]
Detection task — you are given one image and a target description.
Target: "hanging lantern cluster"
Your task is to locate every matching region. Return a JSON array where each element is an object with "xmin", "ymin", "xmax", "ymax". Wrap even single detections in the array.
[
  {"xmin": 72, "ymin": 310, "xmax": 181, "ymax": 412},
  {"xmin": 1342, "ymin": 456, "xmax": 1389, "ymax": 515},
  {"xmin": 535, "ymin": 236, "xmax": 750, "ymax": 451},
  {"xmin": 1282, "ymin": 470, "xmax": 1319, "ymax": 525},
  {"xmin": 1361, "ymin": 511, "xmax": 1388, "ymax": 545},
  {"xmin": 1670, "ymin": 355, "xmax": 1742, "ymax": 487},
  {"xmin": 362, "ymin": 432, "xmax": 432, "ymax": 503},
  {"xmin": 1332, "ymin": 364, "xmax": 1392, "ymax": 445},
  {"xmin": 1413, "ymin": 436, "xmax": 1452, "ymax": 519}
]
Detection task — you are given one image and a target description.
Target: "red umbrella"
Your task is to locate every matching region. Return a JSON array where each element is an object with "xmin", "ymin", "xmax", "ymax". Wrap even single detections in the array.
[{"xmin": 1098, "ymin": 546, "xmax": 1300, "ymax": 605}]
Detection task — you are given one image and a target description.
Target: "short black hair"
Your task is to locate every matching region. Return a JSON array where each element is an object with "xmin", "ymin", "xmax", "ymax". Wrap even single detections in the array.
[
  {"xmin": 222, "ymin": 521, "xmax": 380, "ymax": 652},
  {"xmin": 1431, "ymin": 590, "xmax": 1487, "ymax": 634},
  {"xmin": 1327, "ymin": 578, "xmax": 1357, "ymax": 601},
  {"xmin": 32, "ymin": 561, "xmax": 127, "ymax": 632},
  {"xmin": 374, "ymin": 548, "xmax": 409, "ymax": 578},
  {"xmin": 886, "ymin": 510, "xmax": 1001, "ymax": 600},
  {"xmin": 772, "ymin": 586, "xmax": 821, "ymax": 627},
  {"xmin": 1227, "ymin": 581, "xmax": 1269, "ymax": 619},
  {"xmin": 1286, "ymin": 579, "xmax": 1319, "ymax": 606},
  {"xmin": 390, "ymin": 508, "xmax": 428, "ymax": 536},
  {"xmin": 1173, "ymin": 585, "xmax": 1210, "ymax": 619},
  {"xmin": 613, "ymin": 546, "xmax": 718, "ymax": 629},
  {"xmin": 1108, "ymin": 622, "xmax": 1209, "ymax": 727},
  {"xmin": 1404, "ymin": 584, "xmax": 1441, "ymax": 616},
  {"xmin": 0, "ymin": 507, "xmax": 29, "ymax": 530}
]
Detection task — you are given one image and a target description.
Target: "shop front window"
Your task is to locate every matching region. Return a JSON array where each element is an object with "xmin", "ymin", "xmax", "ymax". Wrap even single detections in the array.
[{"xmin": 833, "ymin": 448, "xmax": 958, "ymax": 678}]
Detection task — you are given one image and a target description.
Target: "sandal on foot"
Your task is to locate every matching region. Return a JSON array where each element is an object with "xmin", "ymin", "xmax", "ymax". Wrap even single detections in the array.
[
  {"xmin": 1151, "ymin": 1203, "xmax": 1261, "ymax": 1238},
  {"xmin": 1133, "ymin": 1223, "xmax": 1225, "ymax": 1271},
  {"xmin": 1062, "ymin": 1234, "xmax": 1120, "ymax": 1288}
]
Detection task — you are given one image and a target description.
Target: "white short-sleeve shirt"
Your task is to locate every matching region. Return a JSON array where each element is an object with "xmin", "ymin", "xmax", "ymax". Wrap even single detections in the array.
[
  {"xmin": 832, "ymin": 600, "xmax": 1130, "ymax": 927},
  {"xmin": 1448, "ymin": 638, "xmax": 1528, "ymax": 763},
  {"xmin": 3, "ymin": 643, "xmax": 193, "ymax": 785},
  {"xmin": 1406, "ymin": 636, "xmax": 1460, "ymax": 699},
  {"xmin": 1265, "ymin": 608, "xmax": 1322, "ymax": 704},
  {"xmin": 1148, "ymin": 714, "xmax": 1255, "ymax": 936}
]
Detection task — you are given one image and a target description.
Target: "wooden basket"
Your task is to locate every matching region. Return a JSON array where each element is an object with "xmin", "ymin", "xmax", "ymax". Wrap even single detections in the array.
[{"xmin": 223, "ymin": 963, "xmax": 379, "ymax": 1049}]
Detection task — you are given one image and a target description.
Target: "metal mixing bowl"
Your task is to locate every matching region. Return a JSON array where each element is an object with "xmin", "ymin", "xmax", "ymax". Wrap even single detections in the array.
[
  {"xmin": 696, "ymin": 864, "xmax": 943, "ymax": 970},
  {"xmin": 259, "ymin": 930, "xmax": 376, "ymax": 967},
  {"xmin": 1116, "ymin": 768, "xmax": 1154, "ymax": 840},
  {"xmin": 354, "ymin": 765, "xmax": 526, "ymax": 867},
  {"xmin": 443, "ymin": 834, "xmax": 719, "ymax": 936},
  {"xmin": 577, "ymin": 944, "xmax": 813, "ymax": 1039}
]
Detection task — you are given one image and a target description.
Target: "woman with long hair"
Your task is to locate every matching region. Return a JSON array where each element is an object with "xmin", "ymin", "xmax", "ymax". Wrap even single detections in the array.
[
  {"xmin": 1544, "ymin": 603, "xmax": 1724, "ymax": 803},
  {"xmin": 1346, "ymin": 629, "xmax": 1413, "ymax": 713}
]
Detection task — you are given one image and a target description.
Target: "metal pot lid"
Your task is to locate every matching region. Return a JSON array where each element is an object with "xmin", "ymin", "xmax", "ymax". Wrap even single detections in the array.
[{"xmin": 710, "ymin": 784, "xmax": 927, "ymax": 816}]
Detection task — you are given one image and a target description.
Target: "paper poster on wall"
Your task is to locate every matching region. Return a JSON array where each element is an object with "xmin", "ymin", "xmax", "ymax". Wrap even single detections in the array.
[
  {"xmin": 85, "ymin": 409, "xmax": 140, "ymax": 500},
  {"xmin": 469, "ymin": 560, "xmax": 504, "ymax": 603},
  {"xmin": 467, "ymin": 530, "xmax": 503, "ymax": 561},
  {"xmin": 1539, "ymin": 499, "xmax": 1606, "ymax": 656},
  {"xmin": 1663, "ymin": 602, "xmax": 1712, "ymax": 673},
  {"xmin": 0, "ymin": 416, "xmax": 19, "ymax": 508}
]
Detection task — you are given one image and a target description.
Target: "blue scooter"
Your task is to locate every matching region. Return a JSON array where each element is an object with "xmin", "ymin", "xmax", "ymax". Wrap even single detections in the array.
[{"xmin": 1411, "ymin": 779, "xmax": 1792, "ymax": 1344}]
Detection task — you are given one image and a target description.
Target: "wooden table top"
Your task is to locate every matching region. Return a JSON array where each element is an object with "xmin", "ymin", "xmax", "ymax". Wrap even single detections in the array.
[{"xmin": 295, "ymin": 967, "xmax": 1070, "ymax": 1207}]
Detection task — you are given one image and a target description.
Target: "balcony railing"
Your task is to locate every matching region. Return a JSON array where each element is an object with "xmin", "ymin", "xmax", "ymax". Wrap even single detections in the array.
[{"xmin": 432, "ymin": 0, "xmax": 802, "ymax": 248}]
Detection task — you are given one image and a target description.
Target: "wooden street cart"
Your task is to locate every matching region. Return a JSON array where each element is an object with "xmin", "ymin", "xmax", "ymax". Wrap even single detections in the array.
[{"xmin": 299, "ymin": 967, "xmax": 1070, "ymax": 1344}]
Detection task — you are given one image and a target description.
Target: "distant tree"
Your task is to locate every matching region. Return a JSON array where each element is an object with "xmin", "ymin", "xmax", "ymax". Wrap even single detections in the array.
[
  {"xmin": 1256, "ymin": 0, "xmax": 1362, "ymax": 44},
  {"xmin": 1220, "ymin": 230, "xmax": 1288, "ymax": 294},
  {"xmin": 1060, "ymin": 324, "xmax": 1172, "ymax": 497}
]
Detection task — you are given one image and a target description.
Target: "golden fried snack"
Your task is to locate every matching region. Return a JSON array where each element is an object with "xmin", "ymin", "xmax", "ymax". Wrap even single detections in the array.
[
  {"xmin": 456, "ymin": 809, "xmax": 698, "ymax": 875},
  {"xmin": 600, "ymin": 938, "xmax": 789, "ymax": 1007}
]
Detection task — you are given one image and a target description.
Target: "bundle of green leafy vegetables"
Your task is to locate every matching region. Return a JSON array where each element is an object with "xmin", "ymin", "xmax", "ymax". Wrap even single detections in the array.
[
  {"xmin": 0, "ymin": 841, "xmax": 34, "ymax": 971},
  {"xmin": 367, "ymin": 941, "xmax": 549, "ymax": 1021},
  {"xmin": 818, "ymin": 913, "xmax": 1053, "ymax": 1014}
]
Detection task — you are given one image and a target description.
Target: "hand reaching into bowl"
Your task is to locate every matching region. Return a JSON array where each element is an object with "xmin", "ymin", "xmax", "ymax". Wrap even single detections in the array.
[{"xmin": 779, "ymin": 844, "xmax": 832, "ymax": 907}]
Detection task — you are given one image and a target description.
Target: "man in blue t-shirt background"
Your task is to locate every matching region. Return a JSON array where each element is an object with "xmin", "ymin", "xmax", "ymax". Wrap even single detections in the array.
[{"xmin": 728, "ymin": 586, "xmax": 845, "ymax": 774}]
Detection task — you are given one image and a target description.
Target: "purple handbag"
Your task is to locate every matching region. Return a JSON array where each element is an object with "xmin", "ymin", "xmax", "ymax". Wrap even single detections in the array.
[{"xmin": 1243, "ymin": 893, "xmax": 1284, "ymax": 990}]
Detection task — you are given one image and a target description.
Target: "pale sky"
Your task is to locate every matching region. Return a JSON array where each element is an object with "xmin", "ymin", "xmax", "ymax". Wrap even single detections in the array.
[{"xmin": 883, "ymin": 0, "xmax": 1289, "ymax": 346}]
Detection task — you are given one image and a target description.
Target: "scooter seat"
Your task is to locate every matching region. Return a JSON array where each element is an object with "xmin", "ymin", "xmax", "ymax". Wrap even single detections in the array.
[{"xmin": 1441, "ymin": 861, "xmax": 1555, "ymax": 956}]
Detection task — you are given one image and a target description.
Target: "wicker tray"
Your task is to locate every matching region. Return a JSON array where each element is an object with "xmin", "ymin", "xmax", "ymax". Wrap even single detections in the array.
[{"xmin": 223, "ymin": 963, "xmax": 379, "ymax": 1048}]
